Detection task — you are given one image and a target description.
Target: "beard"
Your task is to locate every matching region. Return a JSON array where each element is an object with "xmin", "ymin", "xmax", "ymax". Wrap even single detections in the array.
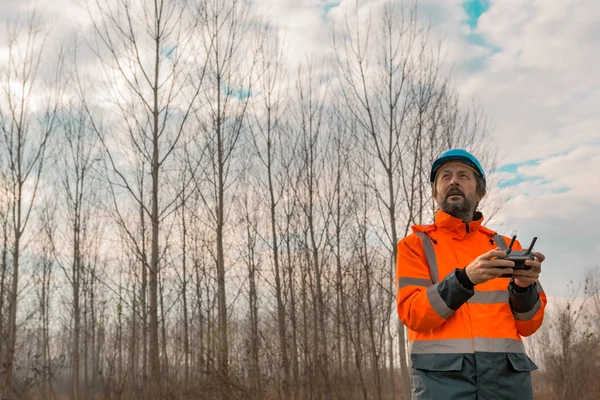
[{"xmin": 440, "ymin": 187, "xmax": 478, "ymax": 222}]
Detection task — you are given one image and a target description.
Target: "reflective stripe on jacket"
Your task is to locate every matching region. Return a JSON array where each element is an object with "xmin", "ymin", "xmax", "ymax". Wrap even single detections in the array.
[{"xmin": 396, "ymin": 211, "xmax": 547, "ymax": 400}]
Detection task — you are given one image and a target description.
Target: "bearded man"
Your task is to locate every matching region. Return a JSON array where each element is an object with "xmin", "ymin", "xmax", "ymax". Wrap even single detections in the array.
[{"xmin": 395, "ymin": 149, "xmax": 546, "ymax": 400}]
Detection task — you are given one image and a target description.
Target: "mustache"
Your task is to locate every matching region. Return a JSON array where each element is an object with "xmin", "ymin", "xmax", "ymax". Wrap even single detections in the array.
[{"xmin": 446, "ymin": 187, "xmax": 465, "ymax": 198}]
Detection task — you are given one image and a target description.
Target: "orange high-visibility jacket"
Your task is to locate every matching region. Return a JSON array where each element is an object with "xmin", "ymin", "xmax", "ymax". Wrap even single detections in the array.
[{"xmin": 396, "ymin": 211, "xmax": 546, "ymax": 399}]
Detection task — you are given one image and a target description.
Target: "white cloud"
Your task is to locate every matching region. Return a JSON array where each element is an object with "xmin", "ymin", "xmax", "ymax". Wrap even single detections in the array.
[
  {"xmin": 486, "ymin": 146, "xmax": 600, "ymax": 296},
  {"xmin": 250, "ymin": 0, "xmax": 336, "ymax": 67},
  {"xmin": 2, "ymin": 0, "xmax": 598, "ymax": 300},
  {"xmin": 450, "ymin": 1, "xmax": 600, "ymax": 157},
  {"xmin": 396, "ymin": 0, "xmax": 600, "ymax": 297},
  {"xmin": 297, "ymin": 0, "xmax": 600, "ymax": 300},
  {"xmin": 428, "ymin": 0, "xmax": 600, "ymax": 297}
]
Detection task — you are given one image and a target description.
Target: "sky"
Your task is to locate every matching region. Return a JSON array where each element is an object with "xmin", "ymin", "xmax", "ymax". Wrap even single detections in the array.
[
  {"xmin": 249, "ymin": 0, "xmax": 600, "ymax": 300},
  {"xmin": 427, "ymin": 0, "xmax": 600, "ymax": 301},
  {"xmin": 2, "ymin": 0, "xmax": 599, "ymax": 301}
]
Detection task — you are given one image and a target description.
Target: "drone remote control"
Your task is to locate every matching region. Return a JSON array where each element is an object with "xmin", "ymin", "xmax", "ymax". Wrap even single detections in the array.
[{"xmin": 499, "ymin": 235, "xmax": 537, "ymax": 278}]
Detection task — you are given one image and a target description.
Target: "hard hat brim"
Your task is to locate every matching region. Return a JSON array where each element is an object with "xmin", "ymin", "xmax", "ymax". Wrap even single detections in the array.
[{"xmin": 430, "ymin": 153, "xmax": 486, "ymax": 184}]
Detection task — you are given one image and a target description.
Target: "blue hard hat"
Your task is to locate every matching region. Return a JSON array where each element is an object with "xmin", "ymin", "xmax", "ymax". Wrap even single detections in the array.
[{"xmin": 430, "ymin": 149, "xmax": 486, "ymax": 183}]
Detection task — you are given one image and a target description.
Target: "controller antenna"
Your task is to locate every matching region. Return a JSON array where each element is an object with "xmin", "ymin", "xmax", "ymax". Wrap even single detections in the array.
[
  {"xmin": 525, "ymin": 237, "xmax": 538, "ymax": 255},
  {"xmin": 506, "ymin": 235, "xmax": 517, "ymax": 254}
]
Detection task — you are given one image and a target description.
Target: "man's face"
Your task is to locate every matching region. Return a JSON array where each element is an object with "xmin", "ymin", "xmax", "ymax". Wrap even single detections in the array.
[{"xmin": 433, "ymin": 161, "xmax": 483, "ymax": 221}]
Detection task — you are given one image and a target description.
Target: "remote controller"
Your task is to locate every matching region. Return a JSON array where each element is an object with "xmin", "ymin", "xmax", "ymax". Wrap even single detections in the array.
[{"xmin": 498, "ymin": 235, "xmax": 537, "ymax": 278}]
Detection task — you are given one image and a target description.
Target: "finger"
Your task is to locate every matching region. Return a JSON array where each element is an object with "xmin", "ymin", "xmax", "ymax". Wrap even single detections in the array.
[
  {"xmin": 534, "ymin": 252, "xmax": 545, "ymax": 263},
  {"xmin": 491, "ymin": 267, "xmax": 513, "ymax": 277},
  {"xmin": 512, "ymin": 270, "xmax": 539, "ymax": 279},
  {"xmin": 524, "ymin": 260, "xmax": 542, "ymax": 271},
  {"xmin": 487, "ymin": 259, "xmax": 516, "ymax": 268},
  {"xmin": 484, "ymin": 250, "xmax": 508, "ymax": 260},
  {"xmin": 512, "ymin": 270, "xmax": 538, "ymax": 277}
]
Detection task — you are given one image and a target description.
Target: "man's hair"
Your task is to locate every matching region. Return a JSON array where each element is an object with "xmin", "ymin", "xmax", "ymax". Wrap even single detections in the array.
[{"xmin": 475, "ymin": 174, "xmax": 486, "ymax": 197}]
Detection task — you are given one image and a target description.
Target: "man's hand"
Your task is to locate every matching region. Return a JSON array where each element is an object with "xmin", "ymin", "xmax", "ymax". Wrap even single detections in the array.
[
  {"xmin": 465, "ymin": 248, "xmax": 515, "ymax": 285},
  {"xmin": 513, "ymin": 252, "xmax": 544, "ymax": 287}
]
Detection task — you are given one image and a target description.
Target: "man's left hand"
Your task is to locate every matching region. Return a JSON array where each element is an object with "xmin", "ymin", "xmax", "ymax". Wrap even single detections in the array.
[{"xmin": 513, "ymin": 252, "xmax": 544, "ymax": 287}]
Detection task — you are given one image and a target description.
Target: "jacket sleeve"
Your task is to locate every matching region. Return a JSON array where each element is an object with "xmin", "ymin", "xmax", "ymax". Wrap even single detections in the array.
[
  {"xmin": 509, "ymin": 280, "xmax": 547, "ymax": 336},
  {"xmin": 396, "ymin": 235, "xmax": 474, "ymax": 333},
  {"xmin": 503, "ymin": 237, "xmax": 547, "ymax": 336}
]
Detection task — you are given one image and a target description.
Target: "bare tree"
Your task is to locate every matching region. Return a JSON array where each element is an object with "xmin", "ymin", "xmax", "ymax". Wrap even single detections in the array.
[
  {"xmin": 334, "ymin": 3, "xmax": 424, "ymax": 395},
  {"xmin": 36, "ymin": 200, "xmax": 59, "ymax": 400},
  {"xmin": 192, "ymin": 0, "xmax": 254, "ymax": 389},
  {"xmin": 83, "ymin": 0, "xmax": 202, "ymax": 394},
  {"xmin": 0, "ymin": 172, "xmax": 11, "ymax": 394},
  {"xmin": 45, "ymin": 84, "xmax": 102, "ymax": 399},
  {"xmin": 171, "ymin": 163, "xmax": 194, "ymax": 391},
  {"xmin": 279, "ymin": 154, "xmax": 302, "ymax": 398},
  {"xmin": 291, "ymin": 58, "xmax": 332, "ymax": 396},
  {"xmin": 539, "ymin": 270, "xmax": 600, "ymax": 400},
  {"xmin": 0, "ymin": 13, "xmax": 61, "ymax": 399},
  {"xmin": 355, "ymin": 170, "xmax": 384, "ymax": 400},
  {"xmin": 248, "ymin": 22, "xmax": 293, "ymax": 398},
  {"xmin": 325, "ymin": 106, "xmax": 357, "ymax": 397},
  {"xmin": 235, "ymin": 173, "xmax": 263, "ymax": 397}
]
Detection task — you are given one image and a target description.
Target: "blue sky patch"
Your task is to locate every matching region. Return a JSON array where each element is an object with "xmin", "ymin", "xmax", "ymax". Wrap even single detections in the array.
[
  {"xmin": 460, "ymin": 1, "xmax": 499, "ymax": 72},
  {"xmin": 495, "ymin": 161, "xmax": 570, "ymax": 194},
  {"xmin": 465, "ymin": 33, "xmax": 501, "ymax": 53},
  {"xmin": 551, "ymin": 187, "xmax": 569, "ymax": 194},
  {"xmin": 322, "ymin": 1, "xmax": 340, "ymax": 20},
  {"xmin": 497, "ymin": 175, "xmax": 549, "ymax": 189},
  {"xmin": 497, "ymin": 175, "xmax": 526, "ymax": 189},
  {"xmin": 495, "ymin": 159, "xmax": 547, "ymax": 189},
  {"xmin": 222, "ymin": 83, "xmax": 252, "ymax": 100},
  {"xmin": 462, "ymin": 0, "xmax": 490, "ymax": 31},
  {"xmin": 232, "ymin": 88, "xmax": 252, "ymax": 99},
  {"xmin": 161, "ymin": 45, "xmax": 176, "ymax": 61},
  {"xmin": 494, "ymin": 159, "xmax": 541, "ymax": 174}
]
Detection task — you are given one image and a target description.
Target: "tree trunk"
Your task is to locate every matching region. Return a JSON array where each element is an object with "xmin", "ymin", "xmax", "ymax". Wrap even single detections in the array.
[
  {"xmin": 268, "ymin": 167, "xmax": 289, "ymax": 399},
  {"xmin": 160, "ymin": 273, "xmax": 169, "ymax": 379},
  {"xmin": 73, "ymin": 215, "xmax": 81, "ymax": 400},
  {"xmin": 181, "ymin": 200, "xmax": 190, "ymax": 389},
  {"xmin": 149, "ymin": 23, "xmax": 162, "ymax": 393},
  {"xmin": 285, "ymin": 224, "xmax": 300, "ymax": 400},
  {"xmin": 5, "ymin": 209, "xmax": 22, "ymax": 400},
  {"xmin": 0, "ymin": 217, "xmax": 8, "ymax": 391}
]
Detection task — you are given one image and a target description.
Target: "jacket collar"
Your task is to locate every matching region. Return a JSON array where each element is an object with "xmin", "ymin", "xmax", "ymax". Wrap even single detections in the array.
[{"xmin": 434, "ymin": 210, "xmax": 484, "ymax": 237}]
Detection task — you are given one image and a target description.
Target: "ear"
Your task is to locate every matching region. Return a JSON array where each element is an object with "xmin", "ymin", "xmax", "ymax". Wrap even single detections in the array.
[{"xmin": 431, "ymin": 184, "xmax": 442, "ymax": 208}]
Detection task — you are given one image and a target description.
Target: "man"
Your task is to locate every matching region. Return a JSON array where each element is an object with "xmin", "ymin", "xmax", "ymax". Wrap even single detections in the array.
[{"xmin": 396, "ymin": 149, "xmax": 546, "ymax": 400}]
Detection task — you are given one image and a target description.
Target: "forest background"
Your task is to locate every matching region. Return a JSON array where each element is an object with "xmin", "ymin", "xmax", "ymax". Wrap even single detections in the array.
[{"xmin": 0, "ymin": 0, "xmax": 598, "ymax": 399}]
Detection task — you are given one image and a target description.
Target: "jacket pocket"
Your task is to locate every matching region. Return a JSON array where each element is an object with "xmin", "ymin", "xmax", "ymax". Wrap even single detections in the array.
[
  {"xmin": 411, "ymin": 353, "xmax": 465, "ymax": 372},
  {"xmin": 411, "ymin": 354, "xmax": 475, "ymax": 400},
  {"xmin": 506, "ymin": 353, "xmax": 538, "ymax": 372}
]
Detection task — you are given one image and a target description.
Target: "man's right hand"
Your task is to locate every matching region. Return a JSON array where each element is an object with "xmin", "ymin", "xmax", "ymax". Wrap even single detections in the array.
[{"xmin": 464, "ymin": 248, "xmax": 515, "ymax": 285}]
